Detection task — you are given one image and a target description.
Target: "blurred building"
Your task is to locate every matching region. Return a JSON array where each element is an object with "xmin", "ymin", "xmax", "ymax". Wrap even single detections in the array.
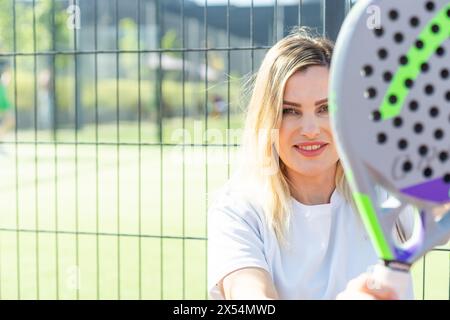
[{"xmin": 76, "ymin": 0, "xmax": 325, "ymax": 80}]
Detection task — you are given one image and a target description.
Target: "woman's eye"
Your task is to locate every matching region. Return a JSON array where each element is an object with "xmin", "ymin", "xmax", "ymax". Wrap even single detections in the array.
[
  {"xmin": 282, "ymin": 107, "xmax": 300, "ymax": 116},
  {"xmin": 318, "ymin": 105, "xmax": 329, "ymax": 114}
]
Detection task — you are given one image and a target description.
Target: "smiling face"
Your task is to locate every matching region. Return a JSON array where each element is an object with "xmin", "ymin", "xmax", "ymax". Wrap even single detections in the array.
[{"xmin": 278, "ymin": 65, "xmax": 339, "ymax": 180}]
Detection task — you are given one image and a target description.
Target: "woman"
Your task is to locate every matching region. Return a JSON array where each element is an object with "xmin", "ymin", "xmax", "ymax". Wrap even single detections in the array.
[{"xmin": 207, "ymin": 27, "xmax": 414, "ymax": 300}]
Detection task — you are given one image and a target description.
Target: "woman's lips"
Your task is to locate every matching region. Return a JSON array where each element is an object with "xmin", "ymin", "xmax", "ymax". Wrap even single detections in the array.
[{"xmin": 293, "ymin": 143, "xmax": 328, "ymax": 157}]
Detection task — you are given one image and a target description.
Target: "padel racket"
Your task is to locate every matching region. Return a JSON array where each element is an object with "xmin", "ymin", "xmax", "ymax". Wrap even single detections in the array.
[{"xmin": 330, "ymin": 0, "xmax": 450, "ymax": 299}]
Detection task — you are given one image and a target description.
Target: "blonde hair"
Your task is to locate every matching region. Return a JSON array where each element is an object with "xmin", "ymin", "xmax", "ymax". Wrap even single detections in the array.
[{"xmin": 235, "ymin": 27, "xmax": 354, "ymax": 244}]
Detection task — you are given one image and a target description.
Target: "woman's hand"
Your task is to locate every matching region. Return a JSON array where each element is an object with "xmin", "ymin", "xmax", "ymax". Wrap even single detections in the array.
[{"xmin": 336, "ymin": 273, "xmax": 398, "ymax": 300}]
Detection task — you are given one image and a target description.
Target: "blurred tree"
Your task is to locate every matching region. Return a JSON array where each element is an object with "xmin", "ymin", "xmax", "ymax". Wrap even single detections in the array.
[
  {"xmin": 161, "ymin": 29, "xmax": 181, "ymax": 58},
  {"xmin": 119, "ymin": 18, "xmax": 138, "ymax": 78},
  {"xmin": 0, "ymin": 0, "xmax": 74, "ymax": 134},
  {"xmin": 119, "ymin": 18, "xmax": 138, "ymax": 50},
  {"xmin": 0, "ymin": 0, "xmax": 70, "ymax": 54}
]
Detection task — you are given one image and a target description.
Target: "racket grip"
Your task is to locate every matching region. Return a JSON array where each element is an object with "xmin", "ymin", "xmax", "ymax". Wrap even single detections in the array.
[{"xmin": 371, "ymin": 263, "xmax": 413, "ymax": 300}]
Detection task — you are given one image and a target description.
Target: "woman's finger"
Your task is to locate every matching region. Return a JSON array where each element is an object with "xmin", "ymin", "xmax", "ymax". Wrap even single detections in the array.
[{"xmin": 362, "ymin": 276, "xmax": 398, "ymax": 300}]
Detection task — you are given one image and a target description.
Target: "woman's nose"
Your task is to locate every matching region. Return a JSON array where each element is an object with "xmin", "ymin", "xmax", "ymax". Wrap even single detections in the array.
[{"xmin": 300, "ymin": 116, "xmax": 320, "ymax": 139}]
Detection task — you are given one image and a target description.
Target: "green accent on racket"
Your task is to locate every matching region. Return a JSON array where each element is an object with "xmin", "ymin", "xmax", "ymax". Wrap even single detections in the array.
[
  {"xmin": 353, "ymin": 192, "xmax": 394, "ymax": 260},
  {"xmin": 380, "ymin": 4, "xmax": 450, "ymax": 120}
]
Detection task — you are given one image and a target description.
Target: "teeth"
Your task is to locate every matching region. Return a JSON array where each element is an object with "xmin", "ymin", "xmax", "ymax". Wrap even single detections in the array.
[{"xmin": 298, "ymin": 145, "xmax": 322, "ymax": 151}]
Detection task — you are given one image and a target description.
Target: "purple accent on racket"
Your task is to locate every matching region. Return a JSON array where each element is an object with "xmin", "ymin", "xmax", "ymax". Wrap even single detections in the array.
[
  {"xmin": 393, "ymin": 211, "xmax": 426, "ymax": 262},
  {"xmin": 401, "ymin": 177, "xmax": 450, "ymax": 203}
]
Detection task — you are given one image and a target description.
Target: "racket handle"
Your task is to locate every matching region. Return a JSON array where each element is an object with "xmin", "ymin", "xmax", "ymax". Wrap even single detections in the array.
[{"xmin": 371, "ymin": 263, "xmax": 413, "ymax": 300}]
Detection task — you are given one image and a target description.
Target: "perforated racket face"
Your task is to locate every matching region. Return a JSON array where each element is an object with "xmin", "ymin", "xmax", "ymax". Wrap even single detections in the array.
[{"xmin": 331, "ymin": 0, "xmax": 450, "ymax": 205}]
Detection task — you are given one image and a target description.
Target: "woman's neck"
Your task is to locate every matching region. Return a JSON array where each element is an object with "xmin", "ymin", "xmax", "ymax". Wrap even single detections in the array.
[{"xmin": 286, "ymin": 164, "xmax": 337, "ymax": 205}]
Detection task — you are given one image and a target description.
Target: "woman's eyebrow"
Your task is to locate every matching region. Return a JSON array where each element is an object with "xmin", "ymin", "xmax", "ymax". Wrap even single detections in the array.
[
  {"xmin": 314, "ymin": 98, "xmax": 328, "ymax": 106},
  {"xmin": 282, "ymin": 98, "xmax": 328, "ymax": 107},
  {"xmin": 282, "ymin": 100, "xmax": 301, "ymax": 107}
]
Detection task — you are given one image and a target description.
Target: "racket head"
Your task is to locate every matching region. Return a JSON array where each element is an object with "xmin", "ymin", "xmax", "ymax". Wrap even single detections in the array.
[{"xmin": 330, "ymin": 0, "xmax": 450, "ymax": 264}]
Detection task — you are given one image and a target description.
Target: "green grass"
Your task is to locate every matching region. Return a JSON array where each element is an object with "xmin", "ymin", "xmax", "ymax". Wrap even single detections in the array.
[
  {"xmin": 0, "ymin": 121, "xmax": 448, "ymax": 300},
  {"xmin": 13, "ymin": 115, "xmax": 246, "ymax": 146},
  {"xmin": 0, "ymin": 135, "xmax": 237, "ymax": 299}
]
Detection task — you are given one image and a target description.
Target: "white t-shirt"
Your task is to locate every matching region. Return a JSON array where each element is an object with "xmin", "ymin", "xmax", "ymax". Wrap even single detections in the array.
[{"xmin": 207, "ymin": 186, "xmax": 415, "ymax": 300}]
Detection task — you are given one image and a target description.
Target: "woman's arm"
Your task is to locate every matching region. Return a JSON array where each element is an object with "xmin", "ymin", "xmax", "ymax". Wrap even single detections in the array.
[{"xmin": 220, "ymin": 267, "xmax": 279, "ymax": 300}]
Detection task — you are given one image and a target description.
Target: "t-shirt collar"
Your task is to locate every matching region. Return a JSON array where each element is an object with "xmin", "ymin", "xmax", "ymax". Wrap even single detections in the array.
[{"xmin": 291, "ymin": 188, "xmax": 343, "ymax": 210}]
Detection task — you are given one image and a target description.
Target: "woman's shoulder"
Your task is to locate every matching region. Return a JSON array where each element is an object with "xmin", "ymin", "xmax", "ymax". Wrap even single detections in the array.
[{"xmin": 208, "ymin": 180, "xmax": 267, "ymax": 226}]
